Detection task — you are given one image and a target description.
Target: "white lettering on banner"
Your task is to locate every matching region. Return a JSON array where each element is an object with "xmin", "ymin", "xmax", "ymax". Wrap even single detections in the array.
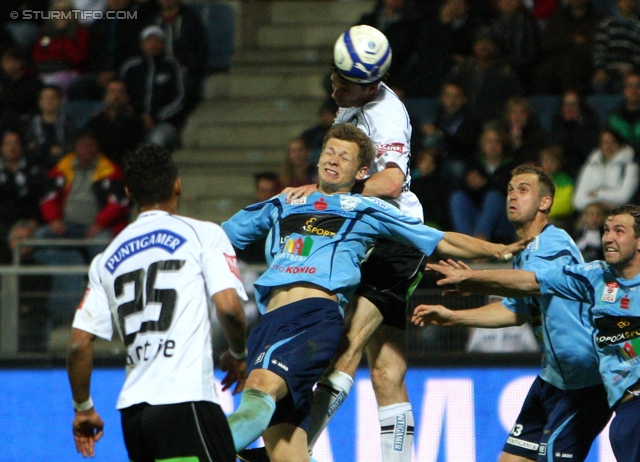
[
  {"xmin": 498, "ymin": 375, "xmax": 536, "ymax": 431},
  {"xmin": 415, "ymin": 379, "xmax": 476, "ymax": 462},
  {"xmin": 356, "ymin": 380, "xmax": 382, "ymax": 461}
]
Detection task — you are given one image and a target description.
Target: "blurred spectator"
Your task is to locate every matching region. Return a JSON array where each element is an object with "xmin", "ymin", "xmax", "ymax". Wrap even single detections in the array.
[
  {"xmin": 24, "ymin": 85, "xmax": 77, "ymax": 170},
  {"xmin": 410, "ymin": 147, "xmax": 451, "ymax": 229},
  {"xmin": 592, "ymin": 0, "xmax": 640, "ymax": 94},
  {"xmin": 234, "ymin": 171, "xmax": 281, "ymax": 266},
  {"xmin": 0, "ymin": 0, "xmax": 47, "ymax": 51},
  {"xmin": 606, "ymin": 71, "xmax": 640, "ymax": 154},
  {"xmin": 356, "ymin": 0, "xmax": 420, "ymax": 95},
  {"xmin": 489, "ymin": 0, "xmax": 541, "ymax": 93},
  {"xmin": 534, "ymin": 0, "xmax": 604, "ymax": 94},
  {"xmin": 71, "ymin": 0, "xmax": 106, "ymax": 26},
  {"xmin": 0, "ymin": 46, "xmax": 42, "ymax": 123},
  {"xmin": 502, "ymin": 96, "xmax": 546, "ymax": 165},
  {"xmin": 448, "ymin": 28, "xmax": 522, "ymax": 123},
  {"xmin": 148, "ymin": 0, "xmax": 208, "ymax": 117},
  {"xmin": 68, "ymin": 0, "xmax": 142, "ymax": 100},
  {"xmin": 300, "ymin": 99, "xmax": 337, "ymax": 165},
  {"xmin": 539, "ymin": 145, "xmax": 574, "ymax": 230},
  {"xmin": 573, "ymin": 127, "xmax": 639, "ymax": 212},
  {"xmin": 279, "ymin": 137, "xmax": 316, "ymax": 188},
  {"xmin": 419, "ymin": 79, "xmax": 482, "ymax": 185},
  {"xmin": 549, "ymin": 88, "xmax": 602, "ymax": 177},
  {"xmin": 34, "ymin": 129, "xmax": 128, "ymax": 324},
  {"xmin": 31, "ymin": 0, "xmax": 89, "ymax": 94},
  {"xmin": 408, "ymin": 0, "xmax": 483, "ymax": 97},
  {"xmin": 573, "ymin": 201, "xmax": 607, "ymax": 261},
  {"xmin": 0, "ymin": 131, "xmax": 45, "ymax": 263},
  {"xmin": 448, "ymin": 124, "xmax": 516, "ymax": 243},
  {"xmin": 85, "ymin": 79, "xmax": 145, "ymax": 166},
  {"xmin": 529, "ymin": 0, "xmax": 560, "ymax": 24},
  {"xmin": 120, "ymin": 25, "xmax": 185, "ymax": 151}
]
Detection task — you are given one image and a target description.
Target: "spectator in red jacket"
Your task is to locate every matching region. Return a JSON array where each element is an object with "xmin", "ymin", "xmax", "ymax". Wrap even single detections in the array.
[
  {"xmin": 31, "ymin": 0, "xmax": 90, "ymax": 94},
  {"xmin": 34, "ymin": 129, "xmax": 129, "ymax": 325}
]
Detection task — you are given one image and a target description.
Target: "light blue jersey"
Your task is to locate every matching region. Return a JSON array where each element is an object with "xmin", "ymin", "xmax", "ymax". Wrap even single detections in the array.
[
  {"xmin": 537, "ymin": 261, "xmax": 640, "ymax": 407},
  {"xmin": 222, "ymin": 192, "xmax": 444, "ymax": 314},
  {"xmin": 502, "ymin": 225, "xmax": 601, "ymax": 390}
]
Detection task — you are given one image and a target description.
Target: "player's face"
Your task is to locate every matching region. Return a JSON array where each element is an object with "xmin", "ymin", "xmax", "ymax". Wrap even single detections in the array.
[
  {"xmin": 318, "ymin": 137, "xmax": 367, "ymax": 193},
  {"xmin": 331, "ymin": 72, "xmax": 372, "ymax": 108},
  {"xmin": 602, "ymin": 213, "xmax": 640, "ymax": 269},
  {"xmin": 506, "ymin": 173, "xmax": 547, "ymax": 225}
]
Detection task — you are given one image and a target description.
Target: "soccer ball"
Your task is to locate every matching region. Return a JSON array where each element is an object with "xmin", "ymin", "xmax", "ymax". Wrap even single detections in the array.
[{"xmin": 333, "ymin": 25, "xmax": 392, "ymax": 84}]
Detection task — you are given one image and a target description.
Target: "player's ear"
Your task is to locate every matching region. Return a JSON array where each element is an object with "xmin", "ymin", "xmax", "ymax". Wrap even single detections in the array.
[
  {"xmin": 356, "ymin": 166, "xmax": 368, "ymax": 180},
  {"xmin": 539, "ymin": 196, "xmax": 552, "ymax": 214},
  {"xmin": 124, "ymin": 185, "xmax": 132, "ymax": 199},
  {"xmin": 174, "ymin": 178, "xmax": 182, "ymax": 196}
]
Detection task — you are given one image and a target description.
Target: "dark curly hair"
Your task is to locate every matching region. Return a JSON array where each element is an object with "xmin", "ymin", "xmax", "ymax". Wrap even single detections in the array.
[{"xmin": 123, "ymin": 143, "xmax": 178, "ymax": 206}]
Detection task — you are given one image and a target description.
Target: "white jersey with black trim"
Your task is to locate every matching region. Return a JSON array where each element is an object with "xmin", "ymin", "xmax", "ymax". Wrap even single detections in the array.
[
  {"xmin": 72, "ymin": 211, "xmax": 247, "ymax": 409},
  {"xmin": 335, "ymin": 81, "xmax": 423, "ymax": 221}
]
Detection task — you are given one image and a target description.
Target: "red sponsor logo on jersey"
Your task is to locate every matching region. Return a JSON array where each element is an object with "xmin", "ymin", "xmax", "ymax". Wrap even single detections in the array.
[
  {"xmin": 621, "ymin": 295, "xmax": 631, "ymax": 309},
  {"xmin": 224, "ymin": 253, "xmax": 241, "ymax": 280},
  {"xmin": 77, "ymin": 288, "xmax": 90, "ymax": 310},
  {"xmin": 284, "ymin": 266, "xmax": 317, "ymax": 274},
  {"xmin": 314, "ymin": 198, "xmax": 328, "ymax": 211},
  {"xmin": 375, "ymin": 142, "xmax": 404, "ymax": 158}
]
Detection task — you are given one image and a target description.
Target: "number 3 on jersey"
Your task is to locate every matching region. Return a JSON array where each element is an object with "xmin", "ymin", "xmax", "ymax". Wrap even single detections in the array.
[{"xmin": 114, "ymin": 260, "xmax": 186, "ymax": 346}]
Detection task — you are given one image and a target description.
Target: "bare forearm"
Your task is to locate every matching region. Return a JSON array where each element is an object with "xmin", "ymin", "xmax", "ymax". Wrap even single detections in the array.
[
  {"xmin": 358, "ymin": 166, "xmax": 404, "ymax": 199},
  {"xmin": 450, "ymin": 302, "xmax": 528, "ymax": 328},
  {"xmin": 67, "ymin": 329, "xmax": 95, "ymax": 403},
  {"xmin": 213, "ymin": 289, "xmax": 247, "ymax": 355},
  {"xmin": 461, "ymin": 269, "xmax": 541, "ymax": 296},
  {"xmin": 438, "ymin": 232, "xmax": 502, "ymax": 260}
]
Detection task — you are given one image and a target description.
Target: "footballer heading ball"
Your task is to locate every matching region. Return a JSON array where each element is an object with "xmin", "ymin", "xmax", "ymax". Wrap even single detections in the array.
[{"xmin": 333, "ymin": 25, "xmax": 392, "ymax": 84}]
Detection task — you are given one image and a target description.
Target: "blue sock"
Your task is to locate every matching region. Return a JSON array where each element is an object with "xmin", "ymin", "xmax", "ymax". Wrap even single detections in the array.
[{"xmin": 228, "ymin": 388, "xmax": 276, "ymax": 452}]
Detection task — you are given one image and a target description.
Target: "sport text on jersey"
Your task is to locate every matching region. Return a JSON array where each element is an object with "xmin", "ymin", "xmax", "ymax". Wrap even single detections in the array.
[{"xmin": 105, "ymin": 229, "xmax": 186, "ymax": 274}]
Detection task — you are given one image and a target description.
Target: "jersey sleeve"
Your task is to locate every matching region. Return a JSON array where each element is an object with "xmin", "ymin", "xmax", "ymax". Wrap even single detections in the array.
[
  {"xmin": 72, "ymin": 255, "xmax": 114, "ymax": 341},
  {"xmin": 362, "ymin": 197, "xmax": 444, "ymax": 255},
  {"xmin": 221, "ymin": 197, "xmax": 278, "ymax": 249},
  {"xmin": 202, "ymin": 223, "xmax": 248, "ymax": 301},
  {"xmin": 536, "ymin": 264, "xmax": 593, "ymax": 304}
]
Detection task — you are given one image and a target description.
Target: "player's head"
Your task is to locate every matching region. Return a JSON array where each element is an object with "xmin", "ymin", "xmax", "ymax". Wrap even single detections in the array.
[
  {"xmin": 318, "ymin": 123, "xmax": 375, "ymax": 193},
  {"xmin": 123, "ymin": 143, "xmax": 180, "ymax": 208},
  {"xmin": 333, "ymin": 25, "xmax": 391, "ymax": 85},
  {"xmin": 507, "ymin": 164, "xmax": 555, "ymax": 225},
  {"xmin": 603, "ymin": 204, "xmax": 640, "ymax": 269}
]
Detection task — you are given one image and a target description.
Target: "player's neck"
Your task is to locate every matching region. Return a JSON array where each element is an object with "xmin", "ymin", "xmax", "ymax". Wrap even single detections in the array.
[
  {"xmin": 515, "ymin": 215, "xmax": 548, "ymax": 240},
  {"xmin": 139, "ymin": 199, "xmax": 179, "ymax": 215}
]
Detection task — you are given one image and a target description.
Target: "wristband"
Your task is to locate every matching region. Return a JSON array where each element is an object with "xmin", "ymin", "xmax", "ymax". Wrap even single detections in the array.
[
  {"xmin": 229, "ymin": 348, "xmax": 248, "ymax": 360},
  {"xmin": 73, "ymin": 397, "xmax": 94, "ymax": 412}
]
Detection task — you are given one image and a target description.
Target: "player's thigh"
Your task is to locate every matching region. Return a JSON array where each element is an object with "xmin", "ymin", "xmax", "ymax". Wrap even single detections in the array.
[
  {"xmin": 264, "ymin": 422, "xmax": 310, "ymax": 462},
  {"xmin": 499, "ymin": 453, "xmax": 536, "ymax": 462},
  {"xmin": 365, "ymin": 323, "xmax": 408, "ymax": 405},
  {"xmin": 332, "ymin": 295, "xmax": 383, "ymax": 375}
]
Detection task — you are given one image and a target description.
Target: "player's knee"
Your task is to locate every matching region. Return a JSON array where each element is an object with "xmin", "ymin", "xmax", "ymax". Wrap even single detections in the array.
[
  {"xmin": 270, "ymin": 450, "xmax": 309, "ymax": 462},
  {"xmin": 370, "ymin": 363, "xmax": 406, "ymax": 393}
]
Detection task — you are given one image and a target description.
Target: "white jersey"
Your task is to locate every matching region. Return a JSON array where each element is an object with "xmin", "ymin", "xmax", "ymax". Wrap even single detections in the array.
[
  {"xmin": 72, "ymin": 211, "xmax": 247, "ymax": 409},
  {"xmin": 335, "ymin": 82, "xmax": 423, "ymax": 221}
]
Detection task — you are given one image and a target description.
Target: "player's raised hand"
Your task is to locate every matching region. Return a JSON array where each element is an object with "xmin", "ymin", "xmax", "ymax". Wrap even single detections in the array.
[
  {"xmin": 283, "ymin": 184, "xmax": 318, "ymax": 203},
  {"xmin": 500, "ymin": 236, "xmax": 534, "ymax": 261},
  {"xmin": 220, "ymin": 350, "xmax": 247, "ymax": 395},
  {"xmin": 411, "ymin": 304, "xmax": 457, "ymax": 327},
  {"xmin": 426, "ymin": 260, "xmax": 470, "ymax": 287},
  {"xmin": 72, "ymin": 408, "xmax": 104, "ymax": 458}
]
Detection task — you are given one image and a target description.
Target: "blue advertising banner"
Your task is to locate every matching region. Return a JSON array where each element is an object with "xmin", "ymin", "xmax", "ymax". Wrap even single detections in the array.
[{"xmin": 0, "ymin": 367, "xmax": 614, "ymax": 461}]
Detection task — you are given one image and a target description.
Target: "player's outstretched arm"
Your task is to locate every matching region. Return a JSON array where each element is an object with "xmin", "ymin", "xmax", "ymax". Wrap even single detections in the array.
[
  {"xmin": 426, "ymin": 260, "xmax": 541, "ymax": 297},
  {"xmin": 67, "ymin": 328, "xmax": 104, "ymax": 458},
  {"xmin": 436, "ymin": 232, "xmax": 532, "ymax": 262},
  {"xmin": 214, "ymin": 288, "xmax": 248, "ymax": 395},
  {"xmin": 412, "ymin": 301, "xmax": 528, "ymax": 328}
]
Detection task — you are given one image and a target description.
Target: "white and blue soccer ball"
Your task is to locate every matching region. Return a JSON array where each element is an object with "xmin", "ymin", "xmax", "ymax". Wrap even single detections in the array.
[{"xmin": 333, "ymin": 25, "xmax": 392, "ymax": 84}]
